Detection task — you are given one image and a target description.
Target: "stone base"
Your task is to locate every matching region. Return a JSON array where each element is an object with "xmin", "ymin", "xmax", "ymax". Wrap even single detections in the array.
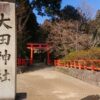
[{"xmin": 55, "ymin": 67, "xmax": 100, "ymax": 87}]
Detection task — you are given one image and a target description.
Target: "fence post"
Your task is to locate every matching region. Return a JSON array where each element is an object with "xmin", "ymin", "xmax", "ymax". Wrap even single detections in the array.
[{"xmin": 78, "ymin": 61, "xmax": 82, "ymax": 69}]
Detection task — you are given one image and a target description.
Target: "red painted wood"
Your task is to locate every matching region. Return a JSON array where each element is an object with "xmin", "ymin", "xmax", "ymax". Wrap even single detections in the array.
[{"xmin": 27, "ymin": 43, "xmax": 50, "ymax": 65}]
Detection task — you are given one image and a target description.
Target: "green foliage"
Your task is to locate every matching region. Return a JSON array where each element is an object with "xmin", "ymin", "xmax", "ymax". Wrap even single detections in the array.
[
  {"xmin": 60, "ymin": 5, "xmax": 83, "ymax": 21},
  {"xmin": 16, "ymin": 0, "xmax": 62, "ymax": 58},
  {"xmin": 30, "ymin": 0, "xmax": 61, "ymax": 16},
  {"xmin": 63, "ymin": 47, "xmax": 100, "ymax": 60}
]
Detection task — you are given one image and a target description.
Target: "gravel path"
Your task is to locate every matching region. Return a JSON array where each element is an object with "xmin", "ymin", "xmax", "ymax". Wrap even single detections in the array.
[{"xmin": 17, "ymin": 66, "xmax": 100, "ymax": 100}]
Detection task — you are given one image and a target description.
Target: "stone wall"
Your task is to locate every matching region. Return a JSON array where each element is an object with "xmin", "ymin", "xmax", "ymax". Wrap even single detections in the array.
[{"xmin": 55, "ymin": 67, "xmax": 100, "ymax": 87}]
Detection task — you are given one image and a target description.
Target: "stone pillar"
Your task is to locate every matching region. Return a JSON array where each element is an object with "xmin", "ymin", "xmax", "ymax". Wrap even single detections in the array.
[{"xmin": 0, "ymin": 0, "xmax": 16, "ymax": 100}]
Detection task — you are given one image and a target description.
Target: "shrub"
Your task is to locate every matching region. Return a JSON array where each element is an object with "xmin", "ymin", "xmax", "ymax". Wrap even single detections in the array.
[{"xmin": 63, "ymin": 47, "xmax": 100, "ymax": 60}]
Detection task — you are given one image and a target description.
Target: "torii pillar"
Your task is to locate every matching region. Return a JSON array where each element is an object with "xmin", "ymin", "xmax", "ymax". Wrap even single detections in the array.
[
  {"xmin": 47, "ymin": 47, "xmax": 51, "ymax": 65},
  {"xmin": 27, "ymin": 45, "xmax": 34, "ymax": 64}
]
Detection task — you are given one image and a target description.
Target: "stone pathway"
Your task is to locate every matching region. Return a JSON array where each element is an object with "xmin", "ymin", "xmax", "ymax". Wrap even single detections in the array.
[{"xmin": 17, "ymin": 66, "xmax": 100, "ymax": 100}]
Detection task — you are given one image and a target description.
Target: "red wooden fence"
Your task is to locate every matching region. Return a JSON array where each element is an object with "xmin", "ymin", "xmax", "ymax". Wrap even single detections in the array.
[
  {"xmin": 54, "ymin": 59, "xmax": 100, "ymax": 71},
  {"xmin": 17, "ymin": 58, "xmax": 30, "ymax": 66}
]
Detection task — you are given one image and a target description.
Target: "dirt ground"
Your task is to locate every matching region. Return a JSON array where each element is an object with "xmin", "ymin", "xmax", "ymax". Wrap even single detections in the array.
[{"xmin": 16, "ymin": 65, "xmax": 100, "ymax": 100}]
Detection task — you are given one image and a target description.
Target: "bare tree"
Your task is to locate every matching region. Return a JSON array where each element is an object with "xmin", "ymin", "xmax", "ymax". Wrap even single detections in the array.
[
  {"xmin": 41, "ymin": 20, "xmax": 91, "ymax": 58},
  {"xmin": 79, "ymin": 0, "xmax": 93, "ymax": 21}
]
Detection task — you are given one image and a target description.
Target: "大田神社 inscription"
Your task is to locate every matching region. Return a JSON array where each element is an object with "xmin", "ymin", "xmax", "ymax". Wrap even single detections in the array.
[{"xmin": 0, "ymin": 1, "xmax": 16, "ymax": 100}]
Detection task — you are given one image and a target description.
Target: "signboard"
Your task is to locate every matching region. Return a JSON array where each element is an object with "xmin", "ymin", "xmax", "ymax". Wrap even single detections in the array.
[{"xmin": 0, "ymin": 2, "xmax": 16, "ymax": 99}]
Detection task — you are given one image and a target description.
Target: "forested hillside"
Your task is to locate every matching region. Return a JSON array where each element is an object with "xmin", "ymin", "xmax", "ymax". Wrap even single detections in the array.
[
  {"xmin": 8, "ymin": 0, "xmax": 100, "ymax": 60},
  {"xmin": 41, "ymin": 5, "xmax": 100, "ymax": 60}
]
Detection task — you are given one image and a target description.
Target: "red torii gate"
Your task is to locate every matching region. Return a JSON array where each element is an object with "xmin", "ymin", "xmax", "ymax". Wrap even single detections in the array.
[{"xmin": 27, "ymin": 43, "xmax": 51, "ymax": 65}]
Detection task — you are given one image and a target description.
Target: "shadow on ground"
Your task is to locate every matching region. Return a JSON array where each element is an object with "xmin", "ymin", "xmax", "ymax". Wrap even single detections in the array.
[
  {"xmin": 81, "ymin": 95, "xmax": 100, "ymax": 100},
  {"xmin": 16, "ymin": 93, "xmax": 27, "ymax": 100},
  {"xmin": 17, "ymin": 63, "xmax": 53, "ymax": 74}
]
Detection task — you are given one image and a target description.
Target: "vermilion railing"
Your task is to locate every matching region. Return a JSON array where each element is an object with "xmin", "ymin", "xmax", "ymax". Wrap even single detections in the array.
[
  {"xmin": 17, "ymin": 58, "xmax": 52, "ymax": 66},
  {"xmin": 17, "ymin": 58, "xmax": 31, "ymax": 66},
  {"xmin": 54, "ymin": 60, "xmax": 100, "ymax": 71}
]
